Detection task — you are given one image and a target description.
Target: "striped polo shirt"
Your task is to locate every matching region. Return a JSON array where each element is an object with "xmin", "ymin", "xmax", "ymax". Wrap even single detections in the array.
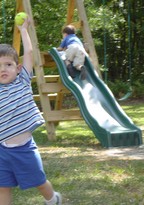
[{"xmin": 0, "ymin": 66, "xmax": 45, "ymax": 143}]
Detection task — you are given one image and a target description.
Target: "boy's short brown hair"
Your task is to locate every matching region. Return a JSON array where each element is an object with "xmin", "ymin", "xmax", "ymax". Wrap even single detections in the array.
[
  {"xmin": 0, "ymin": 44, "xmax": 19, "ymax": 65},
  {"xmin": 62, "ymin": 25, "xmax": 76, "ymax": 35}
]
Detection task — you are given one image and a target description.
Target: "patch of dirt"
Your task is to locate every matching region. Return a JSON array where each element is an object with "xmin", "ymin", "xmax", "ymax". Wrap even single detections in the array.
[
  {"xmin": 99, "ymin": 126, "xmax": 144, "ymax": 160},
  {"xmin": 100, "ymin": 146, "xmax": 144, "ymax": 160}
]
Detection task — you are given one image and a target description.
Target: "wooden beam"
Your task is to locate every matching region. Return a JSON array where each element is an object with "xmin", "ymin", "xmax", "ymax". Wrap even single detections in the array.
[
  {"xmin": 45, "ymin": 110, "xmax": 82, "ymax": 122},
  {"xmin": 66, "ymin": 0, "xmax": 76, "ymax": 24},
  {"xmin": 40, "ymin": 83, "xmax": 70, "ymax": 94},
  {"xmin": 54, "ymin": 78, "xmax": 64, "ymax": 110},
  {"xmin": 19, "ymin": 52, "xmax": 56, "ymax": 68},
  {"xmin": 33, "ymin": 93, "xmax": 57, "ymax": 101},
  {"xmin": 32, "ymin": 75, "xmax": 60, "ymax": 83},
  {"xmin": 23, "ymin": 0, "xmax": 56, "ymax": 140},
  {"xmin": 13, "ymin": 0, "xmax": 24, "ymax": 55},
  {"xmin": 40, "ymin": 52, "xmax": 56, "ymax": 68},
  {"xmin": 75, "ymin": 0, "xmax": 102, "ymax": 78},
  {"xmin": 70, "ymin": 21, "xmax": 82, "ymax": 29}
]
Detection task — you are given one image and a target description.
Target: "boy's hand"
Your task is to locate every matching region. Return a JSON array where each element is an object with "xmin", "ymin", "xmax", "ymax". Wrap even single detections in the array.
[{"xmin": 17, "ymin": 16, "xmax": 30, "ymax": 31}]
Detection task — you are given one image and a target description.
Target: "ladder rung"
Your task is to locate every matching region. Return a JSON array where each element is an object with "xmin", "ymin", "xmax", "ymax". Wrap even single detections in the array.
[
  {"xmin": 45, "ymin": 110, "xmax": 82, "ymax": 122},
  {"xmin": 32, "ymin": 75, "xmax": 60, "ymax": 83},
  {"xmin": 33, "ymin": 93, "xmax": 57, "ymax": 101},
  {"xmin": 41, "ymin": 83, "xmax": 69, "ymax": 93}
]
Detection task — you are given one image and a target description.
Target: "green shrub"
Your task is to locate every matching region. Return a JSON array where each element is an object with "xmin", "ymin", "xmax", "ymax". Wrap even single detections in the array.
[
  {"xmin": 132, "ymin": 80, "xmax": 144, "ymax": 98},
  {"xmin": 107, "ymin": 80, "xmax": 130, "ymax": 98},
  {"xmin": 108, "ymin": 80, "xmax": 144, "ymax": 99}
]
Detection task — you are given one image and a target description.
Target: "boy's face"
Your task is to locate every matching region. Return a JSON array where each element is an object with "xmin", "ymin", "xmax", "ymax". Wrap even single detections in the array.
[{"xmin": 0, "ymin": 56, "xmax": 21, "ymax": 84}]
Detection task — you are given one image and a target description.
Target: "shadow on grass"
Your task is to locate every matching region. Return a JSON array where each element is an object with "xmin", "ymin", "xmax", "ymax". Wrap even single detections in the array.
[
  {"xmin": 13, "ymin": 150, "xmax": 144, "ymax": 205},
  {"xmin": 33, "ymin": 121, "xmax": 102, "ymax": 149},
  {"xmin": 12, "ymin": 104, "xmax": 144, "ymax": 204},
  {"xmin": 12, "ymin": 119, "xmax": 144, "ymax": 205},
  {"xmin": 40, "ymin": 152, "xmax": 144, "ymax": 205}
]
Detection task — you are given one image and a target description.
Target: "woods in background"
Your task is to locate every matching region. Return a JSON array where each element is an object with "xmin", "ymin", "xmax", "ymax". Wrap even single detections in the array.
[{"xmin": 0, "ymin": 0, "xmax": 143, "ymax": 85}]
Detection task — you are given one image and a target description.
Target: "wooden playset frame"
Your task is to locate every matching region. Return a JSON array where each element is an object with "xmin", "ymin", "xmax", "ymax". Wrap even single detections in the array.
[{"xmin": 13, "ymin": 0, "xmax": 100, "ymax": 140}]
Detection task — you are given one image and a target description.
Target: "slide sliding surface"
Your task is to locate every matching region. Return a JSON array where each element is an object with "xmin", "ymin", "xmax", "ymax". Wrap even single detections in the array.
[{"xmin": 49, "ymin": 48, "xmax": 142, "ymax": 148}]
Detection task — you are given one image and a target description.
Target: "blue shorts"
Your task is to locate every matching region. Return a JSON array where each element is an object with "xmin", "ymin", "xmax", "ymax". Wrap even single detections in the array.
[{"xmin": 0, "ymin": 138, "xmax": 47, "ymax": 190}]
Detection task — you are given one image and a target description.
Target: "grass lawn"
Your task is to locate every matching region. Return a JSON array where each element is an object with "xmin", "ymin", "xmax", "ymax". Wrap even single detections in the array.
[{"xmin": 12, "ymin": 101, "xmax": 144, "ymax": 205}]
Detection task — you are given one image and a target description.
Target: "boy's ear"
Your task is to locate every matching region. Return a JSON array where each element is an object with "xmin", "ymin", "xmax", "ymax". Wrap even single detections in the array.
[{"xmin": 17, "ymin": 64, "xmax": 22, "ymax": 73}]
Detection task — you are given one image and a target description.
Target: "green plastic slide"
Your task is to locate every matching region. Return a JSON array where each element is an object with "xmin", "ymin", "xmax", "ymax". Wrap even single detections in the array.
[{"xmin": 49, "ymin": 48, "xmax": 142, "ymax": 148}]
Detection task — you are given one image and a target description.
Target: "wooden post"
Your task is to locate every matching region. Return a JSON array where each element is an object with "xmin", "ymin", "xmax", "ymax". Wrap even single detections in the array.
[
  {"xmin": 22, "ymin": 0, "xmax": 56, "ymax": 140},
  {"xmin": 13, "ymin": 0, "xmax": 24, "ymax": 55},
  {"xmin": 75, "ymin": 0, "xmax": 101, "ymax": 78},
  {"xmin": 66, "ymin": 0, "xmax": 102, "ymax": 78},
  {"xmin": 66, "ymin": 0, "xmax": 75, "ymax": 24}
]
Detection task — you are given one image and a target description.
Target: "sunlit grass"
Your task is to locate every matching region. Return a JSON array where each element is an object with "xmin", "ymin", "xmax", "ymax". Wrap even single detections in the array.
[
  {"xmin": 121, "ymin": 103, "xmax": 144, "ymax": 126},
  {"xmin": 12, "ymin": 102, "xmax": 144, "ymax": 205}
]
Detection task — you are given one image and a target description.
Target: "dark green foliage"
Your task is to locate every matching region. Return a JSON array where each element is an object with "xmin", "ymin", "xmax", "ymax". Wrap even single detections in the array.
[
  {"xmin": 0, "ymin": 0, "xmax": 16, "ymax": 44},
  {"xmin": 87, "ymin": 0, "xmax": 144, "ymax": 84},
  {"xmin": 132, "ymin": 80, "xmax": 144, "ymax": 98},
  {"xmin": 31, "ymin": 0, "xmax": 67, "ymax": 50},
  {"xmin": 0, "ymin": 0, "xmax": 144, "ymax": 94},
  {"xmin": 108, "ymin": 80, "xmax": 130, "ymax": 98}
]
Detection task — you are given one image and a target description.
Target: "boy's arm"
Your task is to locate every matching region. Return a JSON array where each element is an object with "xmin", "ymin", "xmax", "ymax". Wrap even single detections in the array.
[
  {"xmin": 17, "ymin": 17, "xmax": 33, "ymax": 73},
  {"xmin": 57, "ymin": 37, "xmax": 67, "ymax": 51}
]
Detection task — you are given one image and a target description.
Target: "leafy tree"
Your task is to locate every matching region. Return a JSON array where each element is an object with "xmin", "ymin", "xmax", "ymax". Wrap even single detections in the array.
[
  {"xmin": 89, "ymin": 0, "xmax": 144, "ymax": 83},
  {"xmin": 0, "ymin": 0, "xmax": 143, "ymax": 85},
  {"xmin": 0, "ymin": 0, "xmax": 16, "ymax": 44},
  {"xmin": 31, "ymin": 0, "xmax": 67, "ymax": 50}
]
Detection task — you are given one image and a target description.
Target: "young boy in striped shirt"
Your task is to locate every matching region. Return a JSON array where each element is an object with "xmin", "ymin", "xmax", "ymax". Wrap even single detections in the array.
[{"xmin": 0, "ymin": 16, "xmax": 61, "ymax": 205}]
